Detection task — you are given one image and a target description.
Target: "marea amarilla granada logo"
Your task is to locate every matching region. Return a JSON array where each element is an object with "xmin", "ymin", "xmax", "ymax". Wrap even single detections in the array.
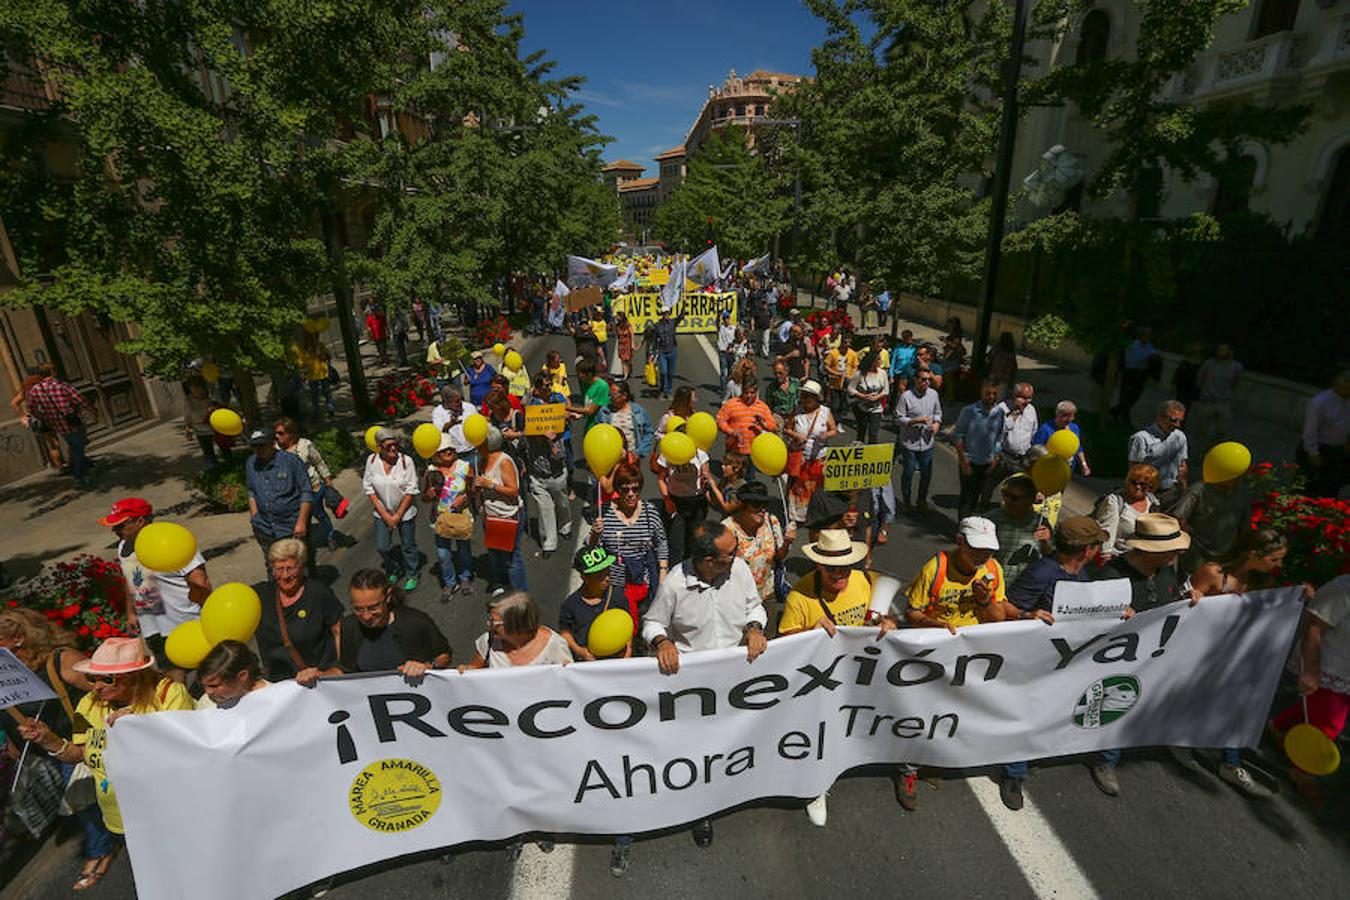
[
  {"xmin": 1072, "ymin": 675, "xmax": 1140, "ymax": 729},
  {"xmin": 349, "ymin": 758, "xmax": 442, "ymax": 832}
]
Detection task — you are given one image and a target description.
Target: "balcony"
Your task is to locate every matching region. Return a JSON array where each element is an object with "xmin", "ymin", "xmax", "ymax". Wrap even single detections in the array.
[
  {"xmin": 1174, "ymin": 29, "xmax": 1307, "ymax": 101},
  {"xmin": 1301, "ymin": 11, "xmax": 1350, "ymax": 86}
]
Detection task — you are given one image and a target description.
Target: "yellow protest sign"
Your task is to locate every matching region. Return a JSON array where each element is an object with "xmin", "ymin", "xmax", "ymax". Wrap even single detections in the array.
[
  {"xmin": 613, "ymin": 291, "xmax": 737, "ymax": 334},
  {"xmin": 824, "ymin": 443, "xmax": 894, "ymax": 491},
  {"xmin": 525, "ymin": 402, "xmax": 567, "ymax": 436}
]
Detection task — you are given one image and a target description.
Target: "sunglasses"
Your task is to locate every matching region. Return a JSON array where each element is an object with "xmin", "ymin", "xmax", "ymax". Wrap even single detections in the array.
[
  {"xmin": 616, "ymin": 484, "xmax": 641, "ymax": 494},
  {"xmin": 822, "ymin": 565, "xmax": 852, "ymax": 575},
  {"xmin": 89, "ymin": 674, "xmax": 122, "ymax": 686}
]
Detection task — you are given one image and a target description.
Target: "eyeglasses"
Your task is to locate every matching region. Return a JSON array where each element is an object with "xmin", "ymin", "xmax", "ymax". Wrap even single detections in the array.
[{"xmin": 616, "ymin": 484, "xmax": 641, "ymax": 494}]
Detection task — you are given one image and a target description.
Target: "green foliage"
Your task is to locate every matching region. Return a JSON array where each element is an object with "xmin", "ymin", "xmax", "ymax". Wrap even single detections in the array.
[
  {"xmin": 654, "ymin": 126, "xmax": 790, "ymax": 259},
  {"xmin": 192, "ymin": 456, "xmax": 251, "ymax": 513},
  {"xmin": 310, "ymin": 425, "xmax": 359, "ymax": 472},
  {"xmin": 1024, "ymin": 313, "xmax": 1070, "ymax": 350}
]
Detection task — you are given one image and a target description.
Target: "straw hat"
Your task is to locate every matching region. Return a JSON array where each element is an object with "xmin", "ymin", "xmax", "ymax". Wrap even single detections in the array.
[
  {"xmin": 802, "ymin": 529, "xmax": 868, "ymax": 566},
  {"xmin": 72, "ymin": 637, "xmax": 154, "ymax": 676},
  {"xmin": 1125, "ymin": 513, "xmax": 1191, "ymax": 553}
]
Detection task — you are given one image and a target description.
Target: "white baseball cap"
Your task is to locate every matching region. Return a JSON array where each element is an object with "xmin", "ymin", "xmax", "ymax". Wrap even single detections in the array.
[{"xmin": 958, "ymin": 516, "xmax": 999, "ymax": 551}]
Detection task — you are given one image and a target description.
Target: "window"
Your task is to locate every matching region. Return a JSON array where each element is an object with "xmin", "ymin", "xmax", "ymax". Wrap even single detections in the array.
[
  {"xmin": 1211, "ymin": 154, "xmax": 1259, "ymax": 217},
  {"xmin": 1251, "ymin": 0, "xmax": 1300, "ymax": 40},
  {"xmin": 1076, "ymin": 10, "xmax": 1109, "ymax": 65},
  {"xmin": 1315, "ymin": 145, "xmax": 1350, "ymax": 243}
]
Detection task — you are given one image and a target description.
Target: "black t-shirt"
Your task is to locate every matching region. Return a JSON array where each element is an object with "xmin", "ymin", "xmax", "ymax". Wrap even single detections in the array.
[
  {"xmin": 558, "ymin": 590, "xmax": 608, "ymax": 647},
  {"xmin": 255, "ymin": 580, "xmax": 344, "ymax": 681},
  {"xmin": 806, "ymin": 489, "xmax": 875, "ymax": 543},
  {"xmin": 575, "ymin": 333, "xmax": 601, "ymax": 364},
  {"xmin": 338, "ymin": 606, "xmax": 451, "ymax": 673},
  {"xmin": 1097, "ymin": 555, "xmax": 1182, "ymax": 613}
]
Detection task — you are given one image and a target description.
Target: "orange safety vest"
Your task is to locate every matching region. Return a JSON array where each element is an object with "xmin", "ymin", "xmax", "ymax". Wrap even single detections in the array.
[{"xmin": 928, "ymin": 551, "xmax": 1001, "ymax": 609}]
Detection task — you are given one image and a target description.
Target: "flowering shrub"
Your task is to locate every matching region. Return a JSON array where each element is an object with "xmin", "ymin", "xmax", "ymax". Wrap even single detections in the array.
[
  {"xmin": 8, "ymin": 555, "xmax": 132, "ymax": 650},
  {"xmin": 1248, "ymin": 463, "xmax": 1350, "ymax": 587},
  {"xmin": 373, "ymin": 371, "xmax": 437, "ymax": 418},
  {"xmin": 474, "ymin": 314, "xmax": 513, "ymax": 349}
]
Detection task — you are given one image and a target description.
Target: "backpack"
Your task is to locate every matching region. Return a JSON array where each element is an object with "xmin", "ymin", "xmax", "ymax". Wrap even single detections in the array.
[{"xmin": 927, "ymin": 551, "xmax": 1000, "ymax": 608}]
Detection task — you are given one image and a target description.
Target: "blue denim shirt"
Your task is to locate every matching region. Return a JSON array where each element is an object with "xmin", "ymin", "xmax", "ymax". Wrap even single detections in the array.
[
  {"xmin": 596, "ymin": 401, "xmax": 655, "ymax": 456},
  {"xmin": 954, "ymin": 401, "xmax": 1004, "ymax": 465},
  {"xmin": 246, "ymin": 450, "xmax": 315, "ymax": 538}
]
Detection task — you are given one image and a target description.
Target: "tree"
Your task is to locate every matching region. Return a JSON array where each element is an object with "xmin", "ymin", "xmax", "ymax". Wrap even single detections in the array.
[{"xmin": 654, "ymin": 126, "xmax": 790, "ymax": 260}]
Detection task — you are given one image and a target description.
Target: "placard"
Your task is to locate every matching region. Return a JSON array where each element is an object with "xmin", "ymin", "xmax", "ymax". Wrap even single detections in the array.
[
  {"xmin": 1052, "ymin": 578, "xmax": 1132, "ymax": 621},
  {"xmin": 0, "ymin": 648, "xmax": 58, "ymax": 709},
  {"xmin": 611, "ymin": 291, "xmax": 736, "ymax": 334},
  {"xmin": 524, "ymin": 402, "xmax": 566, "ymax": 436},
  {"xmin": 823, "ymin": 443, "xmax": 894, "ymax": 490},
  {"xmin": 566, "ymin": 285, "xmax": 602, "ymax": 312}
]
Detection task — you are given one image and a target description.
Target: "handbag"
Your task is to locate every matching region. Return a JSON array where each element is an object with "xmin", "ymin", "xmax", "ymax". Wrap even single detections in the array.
[
  {"xmin": 436, "ymin": 509, "xmax": 473, "ymax": 540},
  {"xmin": 483, "ymin": 514, "xmax": 519, "ymax": 551},
  {"xmin": 327, "ymin": 363, "xmax": 342, "ymax": 386},
  {"xmin": 43, "ymin": 653, "xmax": 96, "ymax": 813},
  {"xmin": 644, "ymin": 358, "xmax": 658, "ymax": 387},
  {"xmin": 771, "ymin": 518, "xmax": 791, "ymax": 602}
]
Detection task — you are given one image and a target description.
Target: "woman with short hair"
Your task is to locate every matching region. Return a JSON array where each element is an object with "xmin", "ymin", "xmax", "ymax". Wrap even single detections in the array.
[
  {"xmin": 275, "ymin": 417, "xmax": 346, "ymax": 549},
  {"xmin": 593, "ymin": 462, "xmax": 668, "ymax": 619},
  {"xmin": 1093, "ymin": 463, "xmax": 1161, "ymax": 560},
  {"xmin": 196, "ymin": 641, "xmax": 268, "ymax": 709},
  {"xmin": 254, "ymin": 538, "xmax": 344, "ymax": 684},
  {"xmin": 460, "ymin": 592, "xmax": 573, "ymax": 669},
  {"xmin": 474, "ymin": 425, "xmax": 528, "ymax": 596},
  {"xmin": 363, "ymin": 428, "xmax": 422, "ymax": 590}
]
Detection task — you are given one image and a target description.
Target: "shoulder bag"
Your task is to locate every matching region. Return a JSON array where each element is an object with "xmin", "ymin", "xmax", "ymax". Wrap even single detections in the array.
[{"xmin": 44, "ymin": 652, "xmax": 97, "ymax": 813}]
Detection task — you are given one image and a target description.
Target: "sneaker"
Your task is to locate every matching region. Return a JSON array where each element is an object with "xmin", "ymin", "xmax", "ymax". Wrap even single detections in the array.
[
  {"xmin": 691, "ymin": 819, "xmax": 713, "ymax": 848},
  {"xmin": 609, "ymin": 843, "xmax": 630, "ymax": 877},
  {"xmin": 440, "ymin": 584, "xmax": 458, "ymax": 603},
  {"xmin": 491, "ymin": 586, "xmax": 506, "ymax": 598},
  {"xmin": 1169, "ymin": 747, "xmax": 1203, "ymax": 773},
  {"xmin": 388, "ymin": 573, "xmax": 399, "ymax": 585},
  {"xmin": 1000, "ymin": 778, "xmax": 1024, "ymax": 811},
  {"xmin": 894, "ymin": 771, "xmax": 919, "ymax": 810},
  {"xmin": 402, "ymin": 576, "xmax": 419, "ymax": 592},
  {"xmin": 805, "ymin": 793, "xmax": 828, "ymax": 827},
  {"xmin": 1219, "ymin": 763, "xmax": 1271, "ymax": 798},
  {"xmin": 1090, "ymin": 765, "xmax": 1120, "ymax": 797},
  {"xmin": 537, "ymin": 840, "xmax": 554, "ymax": 853}
]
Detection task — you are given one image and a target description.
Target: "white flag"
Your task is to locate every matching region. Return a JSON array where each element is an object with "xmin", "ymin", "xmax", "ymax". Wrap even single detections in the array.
[
  {"xmin": 610, "ymin": 263, "xmax": 636, "ymax": 292},
  {"xmin": 686, "ymin": 246, "xmax": 720, "ymax": 286},
  {"xmin": 741, "ymin": 253, "xmax": 771, "ymax": 276},
  {"xmin": 567, "ymin": 255, "xmax": 618, "ymax": 287},
  {"xmin": 661, "ymin": 257, "xmax": 686, "ymax": 310}
]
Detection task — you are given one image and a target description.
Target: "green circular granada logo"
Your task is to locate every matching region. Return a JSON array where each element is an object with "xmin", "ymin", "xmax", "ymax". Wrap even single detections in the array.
[{"xmin": 1072, "ymin": 675, "xmax": 1140, "ymax": 729}]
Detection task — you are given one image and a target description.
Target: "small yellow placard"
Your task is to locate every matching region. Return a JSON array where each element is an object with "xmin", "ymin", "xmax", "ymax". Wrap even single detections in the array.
[
  {"xmin": 823, "ymin": 443, "xmax": 894, "ymax": 491},
  {"xmin": 525, "ymin": 402, "xmax": 567, "ymax": 436}
]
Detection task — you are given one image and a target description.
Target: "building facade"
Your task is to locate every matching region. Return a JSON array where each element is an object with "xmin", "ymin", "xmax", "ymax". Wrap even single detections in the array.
[
  {"xmin": 683, "ymin": 69, "xmax": 807, "ymax": 157},
  {"xmin": 1009, "ymin": 1, "xmax": 1350, "ymax": 240}
]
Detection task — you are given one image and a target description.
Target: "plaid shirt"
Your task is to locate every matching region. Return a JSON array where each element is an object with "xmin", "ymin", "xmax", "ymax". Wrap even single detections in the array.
[{"xmin": 25, "ymin": 377, "xmax": 92, "ymax": 434}]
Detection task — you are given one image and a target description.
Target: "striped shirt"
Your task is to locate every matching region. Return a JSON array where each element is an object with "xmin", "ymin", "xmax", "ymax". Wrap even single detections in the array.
[
  {"xmin": 597, "ymin": 501, "xmax": 668, "ymax": 594},
  {"xmin": 716, "ymin": 397, "xmax": 776, "ymax": 453}
]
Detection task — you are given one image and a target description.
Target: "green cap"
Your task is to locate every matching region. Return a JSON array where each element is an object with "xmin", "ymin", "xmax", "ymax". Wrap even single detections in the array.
[{"xmin": 574, "ymin": 545, "xmax": 616, "ymax": 575}]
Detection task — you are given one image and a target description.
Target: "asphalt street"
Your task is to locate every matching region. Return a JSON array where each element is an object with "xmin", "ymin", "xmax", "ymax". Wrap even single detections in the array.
[{"xmin": 8, "ymin": 330, "xmax": 1348, "ymax": 900}]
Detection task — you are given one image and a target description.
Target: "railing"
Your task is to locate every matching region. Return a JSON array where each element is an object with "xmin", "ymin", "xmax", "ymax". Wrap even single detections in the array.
[{"xmin": 1174, "ymin": 29, "xmax": 1306, "ymax": 98}]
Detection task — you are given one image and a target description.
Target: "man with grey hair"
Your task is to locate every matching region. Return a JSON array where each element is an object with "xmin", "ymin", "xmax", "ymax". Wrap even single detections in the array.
[
  {"xmin": 431, "ymin": 386, "xmax": 476, "ymax": 467},
  {"xmin": 1032, "ymin": 400, "xmax": 1090, "ymax": 475},
  {"xmin": 986, "ymin": 381, "xmax": 1038, "ymax": 506},
  {"xmin": 1128, "ymin": 400, "xmax": 1189, "ymax": 505}
]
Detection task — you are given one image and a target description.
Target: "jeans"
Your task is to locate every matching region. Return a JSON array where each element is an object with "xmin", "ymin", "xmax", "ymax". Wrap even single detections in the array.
[
  {"xmin": 60, "ymin": 761, "xmax": 114, "ymax": 859},
  {"xmin": 666, "ymin": 495, "xmax": 708, "ymax": 565},
  {"xmin": 899, "ymin": 446, "xmax": 934, "ymax": 504},
  {"xmin": 853, "ymin": 408, "xmax": 881, "ymax": 444},
  {"xmin": 487, "ymin": 509, "xmax": 529, "ymax": 591},
  {"xmin": 194, "ymin": 432, "xmax": 219, "ymax": 467},
  {"xmin": 958, "ymin": 461, "xmax": 992, "ymax": 519},
  {"xmin": 434, "ymin": 534, "xmax": 473, "ymax": 587},
  {"xmin": 395, "ymin": 332, "xmax": 409, "ymax": 367},
  {"xmin": 64, "ymin": 427, "xmax": 90, "ymax": 484},
  {"xmin": 657, "ymin": 349, "xmax": 677, "ymax": 395},
  {"xmin": 308, "ymin": 380, "xmax": 334, "ymax": 417},
  {"xmin": 374, "ymin": 516, "xmax": 420, "ymax": 577},
  {"xmin": 529, "ymin": 470, "xmax": 573, "ymax": 551},
  {"xmin": 1004, "ymin": 749, "xmax": 1121, "ymax": 782},
  {"xmin": 311, "ymin": 490, "xmax": 335, "ymax": 546},
  {"xmin": 719, "ymin": 350, "xmax": 734, "ymax": 391}
]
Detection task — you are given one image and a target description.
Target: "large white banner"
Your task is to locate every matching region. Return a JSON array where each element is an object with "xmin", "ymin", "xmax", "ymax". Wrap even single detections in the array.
[{"xmin": 108, "ymin": 589, "xmax": 1302, "ymax": 900}]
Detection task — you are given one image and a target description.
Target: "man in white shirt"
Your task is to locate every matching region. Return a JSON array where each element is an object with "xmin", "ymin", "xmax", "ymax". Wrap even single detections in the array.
[
  {"xmin": 716, "ymin": 311, "xmax": 737, "ymax": 393},
  {"xmin": 1300, "ymin": 371, "xmax": 1350, "ymax": 498},
  {"xmin": 986, "ymin": 382, "xmax": 1038, "ymax": 503},
  {"xmin": 1128, "ymin": 400, "xmax": 1189, "ymax": 505},
  {"xmin": 642, "ymin": 521, "xmax": 767, "ymax": 848},
  {"xmin": 431, "ymin": 387, "xmax": 476, "ymax": 467},
  {"xmin": 1191, "ymin": 344, "xmax": 1244, "ymax": 456}
]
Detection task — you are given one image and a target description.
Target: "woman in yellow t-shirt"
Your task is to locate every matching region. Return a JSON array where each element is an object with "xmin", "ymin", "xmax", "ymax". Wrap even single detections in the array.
[{"xmin": 21, "ymin": 637, "xmax": 194, "ymax": 837}]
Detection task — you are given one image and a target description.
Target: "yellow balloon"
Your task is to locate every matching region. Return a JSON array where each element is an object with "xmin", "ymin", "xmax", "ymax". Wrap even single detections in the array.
[
  {"xmin": 462, "ymin": 413, "xmax": 489, "ymax": 447},
  {"xmin": 165, "ymin": 620, "xmax": 213, "ymax": 669},
  {"xmin": 750, "ymin": 432, "xmax": 787, "ymax": 477},
  {"xmin": 685, "ymin": 411, "xmax": 718, "ymax": 451},
  {"xmin": 134, "ymin": 522, "xmax": 197, "ymax": 573},
  {"xmin": 1203, "ymin": 441, "xmax": 1251, "ymax": 484},
  {"xmin": 412, "ymin": 422, "xmax": 441, "ymax": 459},
  {"xmin": 200, "ymin": 362, "xmax": 220, "ymax": 384},
  {"xmin": 1284, "ymin": 723, "xmax": 1341, "ymax": 776},
  {"xmin": 587, "ymin": 608, "xmax": 635, "ymax": 658},
  {"xmin": 664, "ymin": 415, "xmax": 686, "ymax": 434},
  {"xmin": 200, "ymin": 583, "xmax": 262, "ymax": 645},
  {"xmin": 492, "ymin": 342, "xmax": 505, "ymax": 358},
  {"xmin": 504, "ymin": 350, "xmax": 523, "ymax": 371},
  {"xmin": 364, "ymin": 425, "xmax": 382, "ymax": 453},
  {"xmin": 208, "ymin": 408, "xmax": 243, "ymax": 436},
  {"xmin": 583, "ymin": 423, "xmax": 624, "ymax": 476},
  {"xmin": 660, "ymin": 432, "xmax": 697, "ymax": 466},
  {"xmin": 1031, "ymin": 454, "xmax": 1072, "ymax": 496},
  {"xmin": 1045, "ymin": 427, "xmax": 1080, "ymax": 460}
]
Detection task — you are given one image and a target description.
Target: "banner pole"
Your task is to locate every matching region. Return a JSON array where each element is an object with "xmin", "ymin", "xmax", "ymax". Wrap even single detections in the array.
[{"xmin": 11, "ymin": 700, "xmax": 46, "ymax": 792}]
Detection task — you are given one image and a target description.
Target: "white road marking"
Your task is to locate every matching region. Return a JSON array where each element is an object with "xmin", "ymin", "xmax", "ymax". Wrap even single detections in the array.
[
  {"xmin": 506, "ymin": 517, "xmax": 589, "ymax": 900},
  {"xmin": 695, "ymin": 332, "xmax": 721, "ymax": 376},
  {"xmin": 966, "ymin": 778, "xmax": 1100, "ymax": 900}
]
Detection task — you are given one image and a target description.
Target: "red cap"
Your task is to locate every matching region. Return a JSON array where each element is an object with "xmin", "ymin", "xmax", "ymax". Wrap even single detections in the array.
[{"xmin": 97, "ymin": 497, "xmax": 153, "ymax": 527}]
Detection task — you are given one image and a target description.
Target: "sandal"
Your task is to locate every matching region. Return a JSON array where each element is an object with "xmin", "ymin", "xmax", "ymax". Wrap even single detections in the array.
[{"xmin": 73, "ymin": 853, "xmax": 115, "ymax": 891}]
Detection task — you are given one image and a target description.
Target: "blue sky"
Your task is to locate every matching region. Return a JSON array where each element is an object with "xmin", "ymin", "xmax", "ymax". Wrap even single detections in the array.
[{"xmin": 511, "ymin": 0, "xmax": 832, "ymax": 176}]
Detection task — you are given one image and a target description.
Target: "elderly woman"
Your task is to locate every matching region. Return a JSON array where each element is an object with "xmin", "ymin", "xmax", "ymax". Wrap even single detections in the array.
[
  {"xmin": 196, "ymin": 641, "xmax": 269, "ymax": 709},
  {"xmin": 1093, "ymin": 463, "xmax": 1161, "ymax": 560},
  {"xmin": 19, "ymin": 638, "xmax": 193, "ymax": 852},
  {"xmin": 363, "ymin": 427, "xmax": 422, "ymax": 590},
  {"xmin": 722, "ymin": 481, "xmax": 790, "ymax": 610},
  {"xmin": 1033, "ymin": 400, "xmax": 1091, "ymax": 475},
  {"xmin": 593, "ymin": 462, "xmax": 669, "ymax": 620},
  {"xmin": 254, "ymin": 538, "xmax": 343, "ymax": 682},
  {"xmin": 0, "ymin": 610, "xmax": 114, "ymax": 890},
  {"xmin": 275, "ymin": 417, "xmax": 346, "ymax": 548},
  {"xmin": 786, "ymin": 380, "xmax": 838, "ymax": 526},
  {"xmin": 460, "ymin": 592, "xmax": 573, "ymax": 669},
  {"xmin": 475, "ymin": 424, "xmax": 528, "ymax": 595}
]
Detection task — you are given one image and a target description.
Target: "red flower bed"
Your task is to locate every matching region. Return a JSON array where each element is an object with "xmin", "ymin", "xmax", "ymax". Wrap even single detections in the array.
[
  {"xmin": 474, "ymin": 314, "xmax": 513, "ymax": 349},
  {"xmin": 373, "ymin": 371, "xmax": 437, "ymax": 418},
  {"xmin": 1248, "ymin": 463, "xmax": 1350, "ymax": 587},
  {"xmin": 8, "ymin": 555, "xmax": 132, "ymax": 651}
]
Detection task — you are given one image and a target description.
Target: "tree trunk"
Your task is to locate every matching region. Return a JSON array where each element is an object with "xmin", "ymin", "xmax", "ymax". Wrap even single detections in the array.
[
  {"xmin": 233, "ymin": 368, "xmax": 262, "ymax": 424},
  {"xmin": 321, "ymin": 209, "xmax": 373, "ymax": 419}
]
